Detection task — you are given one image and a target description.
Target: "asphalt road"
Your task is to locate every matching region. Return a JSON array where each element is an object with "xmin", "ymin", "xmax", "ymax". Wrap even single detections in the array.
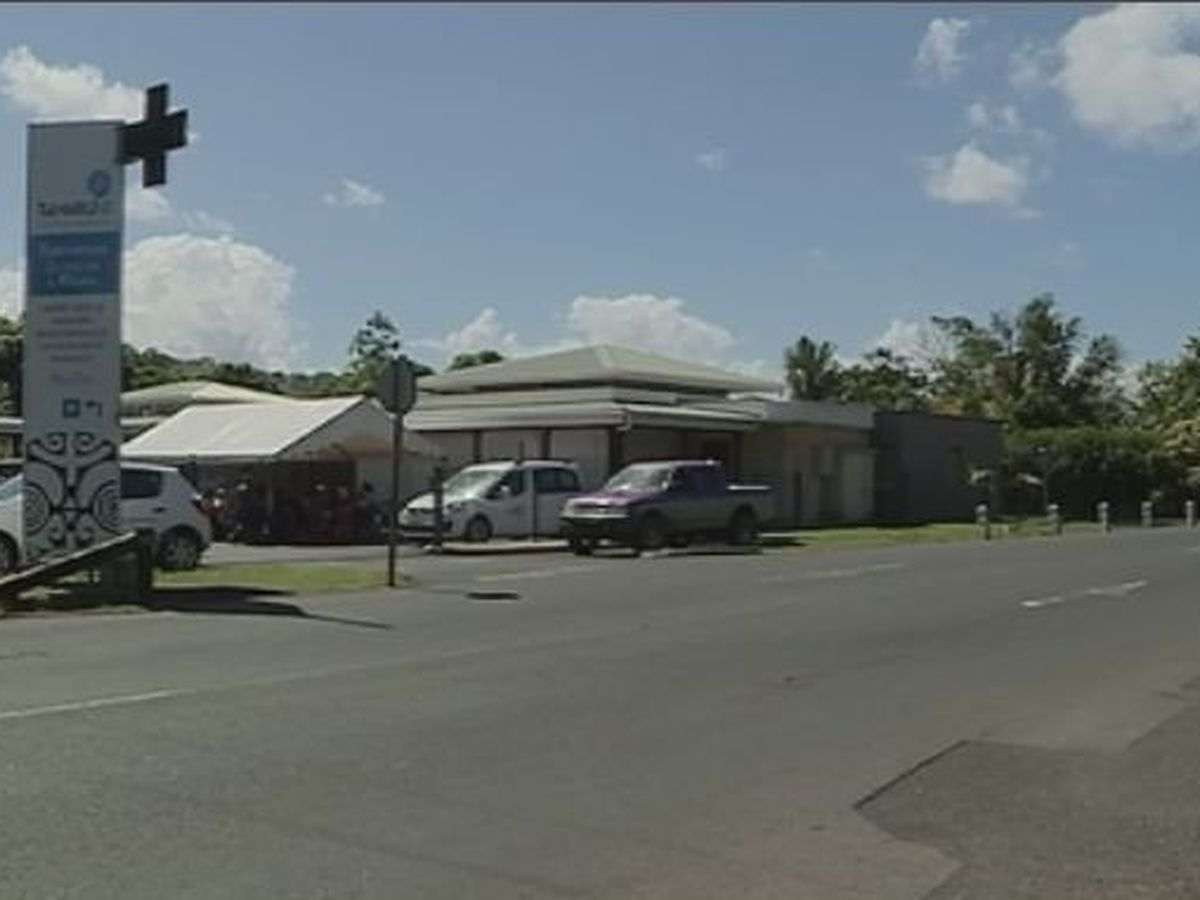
[{"xmin": 1, "ymin": 529, "xmax": 1199, "ymax": 898}]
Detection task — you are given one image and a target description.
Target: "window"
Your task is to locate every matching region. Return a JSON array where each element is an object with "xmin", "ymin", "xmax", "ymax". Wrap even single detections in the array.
[
  {"xmin": 121, "ymin": 468, "xmax": 163, "ymax": 500},
  {"xmin": 691, "ymin": 465, "xmax": 726, "ymax": 494},
  {"xmin": 534, "ymin": 467, "xmax": 580, "ymax": 493},
  {"xmin": 492, "ymin": 468, "xmax": 526, "ymax": 498}
]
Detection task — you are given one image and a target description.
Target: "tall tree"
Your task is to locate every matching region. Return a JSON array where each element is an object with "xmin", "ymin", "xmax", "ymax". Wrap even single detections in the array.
[
  {"xmin": 836, "ymin": 348, "xmax": 930, "ymax": 410},
  {"xmin": 929, "ymin": 294, "xmax": 1125, "ymax": 428},
  {"xmin": 447, "ymin": 349, "xmax": 505, "ymax": 371},
  {"xmin": 0, "ymin": 316, "xmax": 21, "ymax": 416},
  {"xmin": 345, "ymin": 311, "xmax": 402, "ymax": 393},
  {"xmin": 784, "ymin": 336, "xmax": 842, "ymax": 401}
]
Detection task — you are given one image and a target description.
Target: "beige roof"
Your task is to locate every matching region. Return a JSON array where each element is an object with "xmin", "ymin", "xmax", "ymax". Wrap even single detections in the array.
[
  {"xmin": 120, "ymin": 380, "xmax": 291, "ymax": 415},
  {"xmin": 124, "ymin": 396, "xmax": 442, "ymax": 464},
  {"xmin": 418, "ymin": 344, "xmax": 780, "ymax": 395}
]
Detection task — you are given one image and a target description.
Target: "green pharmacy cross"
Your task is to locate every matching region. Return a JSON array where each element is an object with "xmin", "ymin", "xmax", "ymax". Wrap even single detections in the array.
[{"xmin": 120, "ymin": 83, "xmax": 188, "ymax": 187}]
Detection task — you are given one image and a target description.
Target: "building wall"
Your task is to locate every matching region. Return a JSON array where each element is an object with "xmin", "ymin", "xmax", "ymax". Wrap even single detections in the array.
[
  {"xmin": 549, "ymin": 429, "xmax": 609, "ymax": 490},
  {"xmin": 740, "ymin": 424, "xmax": 873, "ymax": 526},
  {"xmin": 482, "ymin": 429, "xmax": 544, "ymax": 462},
  {"xmin": 873, "ymin": 411, "xmax": 1003, "ymax": 523},
  {"xmin": 622, "ymin": 428, "xmax": 683, "ymax": 463}
]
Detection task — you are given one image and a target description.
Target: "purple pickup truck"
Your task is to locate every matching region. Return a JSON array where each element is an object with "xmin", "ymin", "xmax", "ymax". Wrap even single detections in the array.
[{"xmin": 560, "ymin": 460, "xmax": 774, "ymax": 556}]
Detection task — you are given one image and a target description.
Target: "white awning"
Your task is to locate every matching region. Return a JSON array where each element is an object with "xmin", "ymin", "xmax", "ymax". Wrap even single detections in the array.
[{"xmin": 123, "ymin": 396, "xmax": 442, "ymax": 465}]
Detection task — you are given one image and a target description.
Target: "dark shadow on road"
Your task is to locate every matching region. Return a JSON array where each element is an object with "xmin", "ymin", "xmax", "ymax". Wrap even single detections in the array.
[{"xmin": 141, "ymin": 587, "xmax": 394, "ymax": 630}]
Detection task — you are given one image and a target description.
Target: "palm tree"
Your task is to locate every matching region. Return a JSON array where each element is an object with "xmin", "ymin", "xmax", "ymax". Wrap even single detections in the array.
[{"xmin": 784, "ymin": 336, "xmax": 842, "ymax": 400}]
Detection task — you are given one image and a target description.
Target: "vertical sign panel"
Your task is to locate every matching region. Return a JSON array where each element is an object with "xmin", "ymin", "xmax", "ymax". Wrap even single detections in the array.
[{"xmin": 23, "ymin": 122, "xmax": 124, "ymax": 561}]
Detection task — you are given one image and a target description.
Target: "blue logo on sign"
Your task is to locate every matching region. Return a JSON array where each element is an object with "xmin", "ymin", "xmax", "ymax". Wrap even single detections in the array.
[{"xmin": 86, "ymin": 170, "xmax": 112, "ymax": 199}]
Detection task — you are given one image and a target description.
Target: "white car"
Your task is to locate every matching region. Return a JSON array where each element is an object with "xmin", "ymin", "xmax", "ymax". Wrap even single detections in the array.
[
  {"xmin": 399, "ymin": 460, "xmax": 583, "ymax": 543},
  {"xmin": 0, "ymin": 462, "xmax": 213, "ymax": 573}
]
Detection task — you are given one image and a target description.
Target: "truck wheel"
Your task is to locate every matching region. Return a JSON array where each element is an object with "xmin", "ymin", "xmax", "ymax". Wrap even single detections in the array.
[
  {"xmin": 568, "ymin": 536, "xmax": 595, "ymax": 556},
  {"xmin": 463, "ymin": 515, "xmax": 493, "ymax": 543},
  {"xmin": 635, "ymin": 514, "xmax": 667, "ymax": 555},
  {"xmin": 729, "ymin": 509, "xmax": 759, "ymax": 547}
]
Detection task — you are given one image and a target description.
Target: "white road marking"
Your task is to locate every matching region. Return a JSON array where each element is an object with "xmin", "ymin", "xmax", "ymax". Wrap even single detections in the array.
[
  {"xmin": 1084, "ymin": 580, "xmax": 1148, "ymax": 598},
  {"xmin": 476, "ymin": 565, "xmax": 599, "ymax": 583},
  {"xmin": 1020, "ymin": 596, "xmax": 1066, "ymax": 609},
  {"xmin": 761, "ymin": 562, "xmax": 908, "ymax": 584},
  {"xmin": 1020, "ymin": 579, "xmax": 1149, "ymax": 611},
  {"xmin": 0, "ymin": 689, "xmax": 184, "ymax": 722}
]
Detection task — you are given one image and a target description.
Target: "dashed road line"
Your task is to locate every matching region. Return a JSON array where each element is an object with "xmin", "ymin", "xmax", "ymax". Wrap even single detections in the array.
[
  {"xmin": 1020, "ymin": 579, "xmax": 1149, "ymax": 610},
  {"xmin": 1020, "ymin": 596, "xmax": 1066, "ymax": 610},
  {"xmin": 0, "ymin": 689, "xmax": 185, "ymax": 722}
]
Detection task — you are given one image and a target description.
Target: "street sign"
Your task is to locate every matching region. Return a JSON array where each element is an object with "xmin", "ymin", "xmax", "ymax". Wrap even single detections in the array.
[
  {"xmin": 22, "ymin": 84, "xmax": 188, "ymax": 563},
  {"xmin": 23, "ymin": 122, "xmax": 126, "ymax": 560},
  {"xmin": 377, "ymin": 356, "xmax": 417, "ymax": 415}
]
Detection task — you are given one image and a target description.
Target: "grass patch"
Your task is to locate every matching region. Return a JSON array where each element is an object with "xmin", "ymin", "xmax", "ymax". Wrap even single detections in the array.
[
  {"xmin": 157, "ymin": 561, "xmax": 405, "ymax": 594},
  {"xmin": 771, "ymin": 519, "xmax": 1100, "ymax": 551}
]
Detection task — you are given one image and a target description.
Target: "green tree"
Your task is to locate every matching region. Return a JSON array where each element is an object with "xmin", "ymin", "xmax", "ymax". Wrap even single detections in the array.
[
  {"xmin": 345, "ymin": 311, "xmax": 402, "ymax": 393},
  {"xmin": 836, "ymin": 348, "xmax": 930, "ymax": 410},
  {"xmin": 447, "ymin": 349, "xmax": 505, "ymax": 371},
  {"xmin": 784, "ymin": 336, "xmax": 842, "ymax": 401},
  {"xmin": 0, "ymin": 316, "xmax": 23, "ymax": 415},
  {"xmin": 929, "ymin": 294, "xmax": 1126, "ymax": 428}
]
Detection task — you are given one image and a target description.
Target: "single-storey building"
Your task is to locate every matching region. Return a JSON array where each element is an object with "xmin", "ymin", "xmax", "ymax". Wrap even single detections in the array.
[
  {"xmin": 122, "ymin": 394, "xmax": 441, "ymax": 504},
  {"xmin": 408, "ymin": 345, "xmax": 878, "ymax": 526}
]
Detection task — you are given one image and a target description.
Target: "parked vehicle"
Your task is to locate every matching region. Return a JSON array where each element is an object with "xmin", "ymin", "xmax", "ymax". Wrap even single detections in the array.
[
  {"xmin": 0, "ymin": 462, "xmax": 213, "ymax": 573},
  {"xmin": 399, "ymin": 459, "xmax": 583, "ymax": 543},
  {"xmin": 560, "ymin": 460, "xmax": 774, "ymax": 555}
]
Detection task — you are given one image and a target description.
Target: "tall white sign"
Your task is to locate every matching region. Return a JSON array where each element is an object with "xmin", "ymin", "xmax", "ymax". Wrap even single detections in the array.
[{"xmin": 23, "ymin": 122, "xmax": 125, "ymax": 560}]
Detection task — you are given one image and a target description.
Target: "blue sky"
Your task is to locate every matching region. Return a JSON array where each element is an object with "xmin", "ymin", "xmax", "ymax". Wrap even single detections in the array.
[{"xmin": 1, "ymin": 3, "xmax": 1198, "ymax": 378}]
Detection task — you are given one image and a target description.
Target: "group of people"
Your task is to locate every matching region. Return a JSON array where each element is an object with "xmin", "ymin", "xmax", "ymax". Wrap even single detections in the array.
[{"xmin": 199, "ymin": 481, "xmax": 386, "ymax": 545}]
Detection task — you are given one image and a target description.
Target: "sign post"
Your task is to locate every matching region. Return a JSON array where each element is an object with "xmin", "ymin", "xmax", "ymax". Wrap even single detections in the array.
[
  {"xmin": 378, "ymin": 356, "xmax": 416, "ymax": 587},
  {"xmin": 22, "ymin": 85, "xmax": 186, "ymax": 563}
]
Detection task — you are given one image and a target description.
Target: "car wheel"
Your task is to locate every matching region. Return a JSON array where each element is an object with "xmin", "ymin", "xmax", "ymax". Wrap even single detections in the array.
[
  {"xmin": 158, "ymin": 528, "xmax": 202, "ymax": 571},
  {"xmin": 463, "ymin": 515, "xmax": 493, "ymax": 544},
  {"xmin": 635, "ymin": 514, "xmax": 668, "ymax": 554},
  {"xmin": 729, "ymin": 509, "xmax": 759, "ymax": 547},
  {"xmin": 0, "ymin": 535, "xmax": 18, "ymax": 574}
]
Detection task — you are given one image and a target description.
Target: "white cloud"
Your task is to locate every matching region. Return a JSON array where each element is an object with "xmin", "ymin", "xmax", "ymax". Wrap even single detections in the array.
[
  {"xmin": 422, "ymin": 294, "xmax": 754, "ymax": 371},
  {"xmin": 923, "ymin": 142, "xmax": 1031, "ymax": 211},
  {"xmin": 1057, "ymin": 4, "xmax": 1200, "ymax": 151},
  {"xmin": 694, "ymin": 148, "xmax": 727, "ymax": 172},
  {"xmin": 916, "ymin": 18, "xmax": 971, "ymax": 82},
  {"xmin": 323, "ymin": 178, "xmax": 385, "ymax": 208},
  {"xmin": 965, "ymin": 100, "xmax": 1023, "ymax": 132},
  {"xmin": 566, "ymin": 294, "xmax": 735, "ymax": 359},
  {"xmin": 436, "ymin": 307, "xmax": 524, "ymax": 359},
  {"xmin": 125, "ymin": 187, "xmax": 172, "ymax": 223},
  {"xmin": 0, "ymin": 235, "xmax": 296, "ymax": 367},
  {"xmin": 0, "ymin": 264, "xmax": 20, "ymax": 318},
  {"xmin": 1009, "ymin": 39, "xmax": 1057, "ymax": 94},
  {"xmin": 123, "ymin": 235, "xmax": 296, "ymax": 368},
  {"xmin": 0, "ymin": 45, "xmax": 143, "ymax": 121}
]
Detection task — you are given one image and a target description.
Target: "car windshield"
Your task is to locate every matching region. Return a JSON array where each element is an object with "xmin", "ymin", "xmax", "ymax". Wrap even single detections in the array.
[
  {"xmin": 442, "ymin": 467, "xmax": 504, "ymax": 499},
  {"xmin": 603, "ymin": 465, "xmax": 671, "ymax": 493}
]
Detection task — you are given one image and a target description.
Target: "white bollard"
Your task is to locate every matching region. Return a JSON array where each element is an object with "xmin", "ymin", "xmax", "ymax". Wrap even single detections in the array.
[
  {"xmin": 975, "ymin": 503, "xmax": 991, "ymax": 540},
  {"xmin": 1141, "ymin": 499, "xmax": 1153, "ymax": 528},
  {"xmin": 1047, "ymin": 503, "xmax": 1063, "ymax": 536},
  {"xmin": 1097, "ymin": 500, "xmax": 1110, "ymax": 534},
  {"xmin": 1187, "ymin": 499, "xmax": 1196, "ymax": 529}
]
